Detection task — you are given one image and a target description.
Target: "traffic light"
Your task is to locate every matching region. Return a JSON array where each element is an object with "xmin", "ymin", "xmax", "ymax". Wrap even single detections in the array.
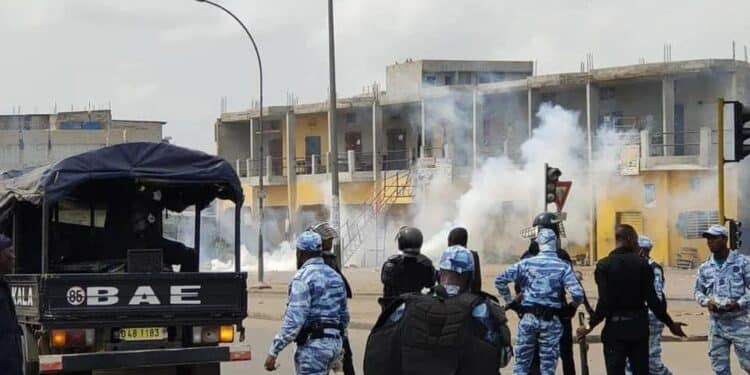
[
  {"xmin": 729, "ymin": 219, "xmax": 743, "ymax": 250},
  {"xmin": 732, "ymin": 101, "xmax": 750, "ymax": 162},
  {"xmin": 545, "ymin": 164, "xmax": 561, "ymax": 205}
]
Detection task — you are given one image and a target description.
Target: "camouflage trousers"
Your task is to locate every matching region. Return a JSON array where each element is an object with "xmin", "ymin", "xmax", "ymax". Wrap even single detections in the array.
[
  {"xmin": 294, "ymin": 337, "xmax": 343, "ymax": 375},
  {"xmin": 514, "ymin": 314, "xmax": 562, "ymax": 375},
  {"xmin": 625, "ymin": 315, "xmax": 672, "ymax": 375},
  {"xmin": 708, "ymin": 315, "xmax": 750, "ymax": 375}
]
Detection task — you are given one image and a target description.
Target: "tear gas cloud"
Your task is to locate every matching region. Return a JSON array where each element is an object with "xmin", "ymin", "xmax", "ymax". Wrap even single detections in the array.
[{"xmin": 197, "ymin": 101, "xmax": 635, "ymax": 270}]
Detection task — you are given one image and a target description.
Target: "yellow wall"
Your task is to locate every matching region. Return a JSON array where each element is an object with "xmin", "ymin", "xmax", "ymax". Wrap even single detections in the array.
[
  {"xmin": 341, "ymin": 182, "xmax": 375, "ymax": 204},
  {"xmin": 596, "ymin": 169, "xmax": 739, "ymax": 265},
  {"xmin": 295, "ymin": 113, "xmax": 329, "ymax": 158},
  {"xmin": 296, "ymin": 180, "xmax": 327, "ymax": 206}
]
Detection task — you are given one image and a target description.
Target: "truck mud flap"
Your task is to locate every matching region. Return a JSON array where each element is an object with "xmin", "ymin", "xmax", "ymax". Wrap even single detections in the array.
[{"xmin": 38, "ymin": 344, "xmax": 251, "ymax": 373}]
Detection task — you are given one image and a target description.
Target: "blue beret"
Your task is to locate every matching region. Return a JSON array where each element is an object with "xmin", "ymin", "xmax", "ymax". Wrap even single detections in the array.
[
  {"xmin": 439, "ymin": 245, "xmax": 474, "ymax": 274},
  {"xmin": 296, "ymin": 231, "xmax": 322, "ymax": 252}
]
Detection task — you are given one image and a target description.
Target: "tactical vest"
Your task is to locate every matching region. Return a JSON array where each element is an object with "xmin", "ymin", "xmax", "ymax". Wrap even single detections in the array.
[{"xmin": 364, "ymin": 288, "xmax": 511, "ymax": 375}]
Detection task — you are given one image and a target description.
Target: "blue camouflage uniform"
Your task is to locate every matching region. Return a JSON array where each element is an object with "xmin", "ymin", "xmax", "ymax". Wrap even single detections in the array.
[
  {"xmin": 269, "ymin": 231, "xmax": 350, "ymax": 375},
  {"xmin": 694, "ymin": 225, "xmax": 750, "ymax": 375},
  {"xmin": 495, "ymin": 229, "xmax": 584, "ymax": 375},
  {"xmin": 626, "ymin": 236, "xmax": 672, "ymax": 375}
]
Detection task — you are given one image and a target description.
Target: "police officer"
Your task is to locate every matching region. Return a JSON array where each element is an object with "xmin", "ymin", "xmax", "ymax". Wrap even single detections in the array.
[
  {"xmin": 577, "ymin": 224, "xmax": 685, "ymax": 375},
  {"xmin": 0, "ymin": 234, "xmax": 22, "ymax": 375},
  {"xmin": 517, "ymin": 212, "xmax": 593, "ymax": 375},
  {"xmin": 496, "ymin": 228, "xmax": 584, "ymax": 375},
  {"xmin": 265, "ymin": 231, "xmax": 350, "ymax": 374},
  {"xmin": 694, "ymin": 224, "xmax": 750, "ymax": 374},
  {"xmin": 447, "ymin": 227, "xmax": 482, "ymax": 292},
  {"xmin": 310, "ymin": 222, "xmax": 355, "ymax": 375},
  {"xmin": 379, "ymin": 226, "xmax": 436, "ymax": 309},
  {"xmin": 364, "ymin": 245, "xmax": 512, "ymax": 375},
  {"xmin": 626, "ymin": 235, "xmax": 672, "ymax": 375}
]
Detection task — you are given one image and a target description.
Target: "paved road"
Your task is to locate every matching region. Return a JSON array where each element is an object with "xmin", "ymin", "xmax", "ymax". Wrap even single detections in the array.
[{"xmin": 222, "ymin": 318, "xmax": 741, "ymax": 375}]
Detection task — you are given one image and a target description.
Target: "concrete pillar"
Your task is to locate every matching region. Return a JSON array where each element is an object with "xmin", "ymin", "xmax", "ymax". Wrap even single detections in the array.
[
  {"xmin": 472, "ymin": 89, "xmax": 478, "ymax": 170},
  {"xmin": 420, "ymin": 99, "xmax": 426, "ymax": 157},
  {"xmin": 311, "ymin": 155, "xmax": 319, "ymax": 174},
  {"xmin": 246, "ymin": 159, "xmax": 251, "ymax": 177},
  {"xmin": 699, "ymin": 126, "xmax": 711, "ymax": 167},
  {"xmin": 372, "ymin": 101, "xmax": 382, "ymax": 181},
  {"xmin": 662, "ymin": 77, "xmax": 676, "ymax": 156},
  {"xmin": 249, "ymin": 117, "xmax": 255, "ymax": 162},
  {"xmin": 285, "ymin": 111, "xmax": 297, "ymax": 239},
  {"xmin": 444, "ymin": 143, "xmax": 454, "ymax": 160},
  {"xmin": 640, "ymin": 129, "xmax": 651, "ymax": 164},
  {"xmin": 527, "ymin": 88, "xmax": 533, "ymax": 137},
  {"xmin": 585, "ymin": 82, "xmax": 600, "ymax": 264},
  {"xmin": 265, "ymin": 155, "xmax": 273, "ymax": 179},
  {"xmin": 347, "ymin": 150, "xmax": 356, "ymax": 173},
  {"xmin": 235, "ymin": 159, "xmax": 241, "ymax": 176},
  {"xmin": 586, "ymin": 82, "xmax": 600, "ymax": 165}
]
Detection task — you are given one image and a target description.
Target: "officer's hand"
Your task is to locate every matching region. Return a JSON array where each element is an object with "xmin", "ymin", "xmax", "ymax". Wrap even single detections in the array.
[
  {"xmin": 576, "ymin": 326, "xmax": 591, "ymax": 341},
  {"xmin": 668, "ymin": 322, "xmax": 687, "ymax": 338},
  {"xmin": 724, "ymin": 301, "xmax": 740, "ymax": 312},
  {"xmin": 264, "ymin": 355, "xmax": 278, "ymax": 371},
  {"xmin": 706, "ymin": 300, "xmax": 721, "ymax": 313}
]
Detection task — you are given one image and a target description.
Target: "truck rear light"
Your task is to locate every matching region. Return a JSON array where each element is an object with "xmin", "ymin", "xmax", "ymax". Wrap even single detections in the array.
[
  {"xmin": 192, "ymin": 326, "xmax": 219, "ymax": 344},
  {"xmin": 50, "ymin": 329, "xmax": 95, "ymax": 348},
  {"xmin": 219, "ymin": 325, "xmax": 235, "ymax": 343},
  {"xmin": 51, "ymin": 330, "xmax": 66, "ymax": 348}
]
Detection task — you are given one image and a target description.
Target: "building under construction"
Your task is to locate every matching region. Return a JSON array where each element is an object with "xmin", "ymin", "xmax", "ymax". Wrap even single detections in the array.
[{"xmin": 214, "ymin": 58, "xmax": 750, "ymax": 267}]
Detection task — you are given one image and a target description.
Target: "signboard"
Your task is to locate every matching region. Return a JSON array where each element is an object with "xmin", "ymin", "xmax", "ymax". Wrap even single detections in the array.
[
  {"xmin": 554, "ymin": 181, "xmax": 572, "ymax": 212},
  {"xmin": 620, "ymin": 144, "xmax": 640, "ymax": 176}
]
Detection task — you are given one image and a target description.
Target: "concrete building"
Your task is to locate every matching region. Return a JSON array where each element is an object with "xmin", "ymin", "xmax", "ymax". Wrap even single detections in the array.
[
  {"xmin": 214, "ymin": 58, "xmax": 750, "ymax": 267},
  {"xmin": 0, "ymin": 110, "xmax": 165, "ymax": 170}
]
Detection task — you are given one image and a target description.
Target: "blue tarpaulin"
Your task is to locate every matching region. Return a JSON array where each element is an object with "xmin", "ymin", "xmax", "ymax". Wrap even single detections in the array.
[{"xmin": 0, "ymin": 142, "xmax": 243, "ymax": 217}]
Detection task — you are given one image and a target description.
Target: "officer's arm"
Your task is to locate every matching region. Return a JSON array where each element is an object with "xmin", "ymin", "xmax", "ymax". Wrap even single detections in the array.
[
  {"xmin": 494, "ymin": 263, "xmax": 519, "ymax": 305},
  {"xmin": 737, "ymin": 258, "xmax": 750, "ymax": 309},
  {"xmin": 562, "ymin": 265, "xmax": 584, "ymax": 306},
  {"xmin": 340, "ymin": 294, "xmax": 351, "ymax": 331},
  {"xmin": 694, "ymin": 267, "xmax": 711, "ymax": 306},
  {"xmin": 269, "ymin": 279, "xmax": 311, "ymax": 357},
  {"xmin": 643, "ymin": 262, "xmax": 674, "ymax": 326}
]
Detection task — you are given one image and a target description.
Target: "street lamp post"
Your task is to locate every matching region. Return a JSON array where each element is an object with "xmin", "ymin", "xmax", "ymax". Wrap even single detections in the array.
[
  {"xmin": 196, "ymin": 0, "xmax": 266, "ymax": 283},
  {"xmin": 327, "ymin": 0, "xmax": 342, "ymax": 269}
]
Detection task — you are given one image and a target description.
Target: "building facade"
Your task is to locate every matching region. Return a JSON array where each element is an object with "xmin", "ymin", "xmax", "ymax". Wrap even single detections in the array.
[
  {"xmin": 0, "ymin": 109, "xmax": 165, "ymax": 170},
  {"xmin": 215, "ymin": 58, "xmax": 750, "ymax": 267}
]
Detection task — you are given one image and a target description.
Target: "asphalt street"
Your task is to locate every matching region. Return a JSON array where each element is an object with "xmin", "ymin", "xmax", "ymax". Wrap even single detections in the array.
[{"xmin": 221, "ymin": 318, "xmax": 742, "ymax": 375}]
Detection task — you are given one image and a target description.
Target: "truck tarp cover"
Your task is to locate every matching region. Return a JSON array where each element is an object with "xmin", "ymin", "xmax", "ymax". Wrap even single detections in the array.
[{"xmin": 0, "ymin": 142, "xmax": 243, "ymax": 217}]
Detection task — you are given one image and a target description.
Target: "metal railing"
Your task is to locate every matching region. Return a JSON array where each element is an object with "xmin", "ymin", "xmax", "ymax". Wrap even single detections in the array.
[{"xmin": 649, "ymin": 130, "xmax": 703, "ymax": 157}]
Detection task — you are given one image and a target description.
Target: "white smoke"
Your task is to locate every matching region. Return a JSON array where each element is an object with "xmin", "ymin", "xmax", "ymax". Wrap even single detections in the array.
[
  {"xmin": 208, "ymin": 241, "xmax": 297, "ymax": 272},
  {"xmin": 418, "ymin": 103, "xmax": 631, "ymax": 262}
]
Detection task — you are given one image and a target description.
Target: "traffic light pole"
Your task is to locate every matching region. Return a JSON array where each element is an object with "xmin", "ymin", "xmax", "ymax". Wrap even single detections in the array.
[
  {"xmin": 544, "ymin": 163, "xmax": 548, "ymax": 213},
  {"xmin": 718, "ymin": 98, "xmax": 726, "ymax": 224}
]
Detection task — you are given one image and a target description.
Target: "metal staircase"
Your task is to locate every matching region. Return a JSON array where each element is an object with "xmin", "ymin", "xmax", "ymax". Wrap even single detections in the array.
[{"xmin": 340, "ymin": 169, "xmax": 414, "ymax": 266}]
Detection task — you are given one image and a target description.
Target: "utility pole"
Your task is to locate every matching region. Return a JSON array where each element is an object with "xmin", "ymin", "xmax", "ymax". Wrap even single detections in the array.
[
  {"xmin": 328, "ymin": 0, "xmax": 342, "ymax": 269},
  {"xmin": 718, "ymin": 98, "xmax": 726, "ymax": 224}
]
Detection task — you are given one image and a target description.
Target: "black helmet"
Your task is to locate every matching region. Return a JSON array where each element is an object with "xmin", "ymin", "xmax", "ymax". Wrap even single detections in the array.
[
  {"xmin": 532, "ymin": 212, "xmax": 561, "ymax": 235},
  {"xmin": 396, "ymin": 226, "xmax": 423, "ymax": 255}
]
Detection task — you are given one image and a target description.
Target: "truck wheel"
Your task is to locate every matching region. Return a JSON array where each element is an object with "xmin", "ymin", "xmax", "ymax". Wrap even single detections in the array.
[
  {"xmin": 176, "ymin": 363, "xmax": 220, "ymax": 375},
  {"xmin": 21, "ymin": 325, "xmax": 39, "ymax": 375}
]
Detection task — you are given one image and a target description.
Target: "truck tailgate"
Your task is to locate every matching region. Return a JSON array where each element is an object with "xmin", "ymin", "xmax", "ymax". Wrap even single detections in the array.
[{"xmin": 31, "ymin": 272, "xmax": 247, "ymax": 327}]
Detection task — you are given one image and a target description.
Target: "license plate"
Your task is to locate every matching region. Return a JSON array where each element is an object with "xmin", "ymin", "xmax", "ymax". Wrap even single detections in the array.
[{"xmin": 118, "ymin": 327, "xmax": 167, "ymax": 341}]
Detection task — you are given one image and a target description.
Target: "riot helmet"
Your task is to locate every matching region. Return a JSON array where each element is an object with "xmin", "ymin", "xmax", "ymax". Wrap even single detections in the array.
[
  {"xmin": 395, "ymin": 226, "xmax": 423, "ymax": 255},
  {"xmin": 532, "ymin": 212, "xmax": 562, "ymax": 235}
]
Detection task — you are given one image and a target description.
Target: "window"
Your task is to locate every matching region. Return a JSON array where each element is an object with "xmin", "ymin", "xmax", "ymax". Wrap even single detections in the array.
[
  {"xmin": 444, "ymin": 75, "xmax": 454, "ymax": 85},
  {"xmin": 644, "ymin": 184, "xmax": 656, "ymax": 208},
  {"xmin": 676, "ymin": 210, "xmax": 719, "ymax": 239},
  {"xmin": 616, "ymin": 211, "xmax": 643, "ymax": 233},
  {"xmin": 345, "ymin": 112, "xmax": 357, "ymax": 124},
  {"xmin": 423, "ymin": 74, "xmax": 437, "ymax": 85},
  {"xmin": 57, "ymin": 201, "xmax": 106, "ymax": 228},
  {"xmin": 601, "ymin": 87, "xmax": 616, "ymax": 100}
]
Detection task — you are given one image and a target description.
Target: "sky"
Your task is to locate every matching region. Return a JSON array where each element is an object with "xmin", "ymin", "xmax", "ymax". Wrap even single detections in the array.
[{"xmin": 1, "ymin": 0, "xmax": 749, "ymax": 153}]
